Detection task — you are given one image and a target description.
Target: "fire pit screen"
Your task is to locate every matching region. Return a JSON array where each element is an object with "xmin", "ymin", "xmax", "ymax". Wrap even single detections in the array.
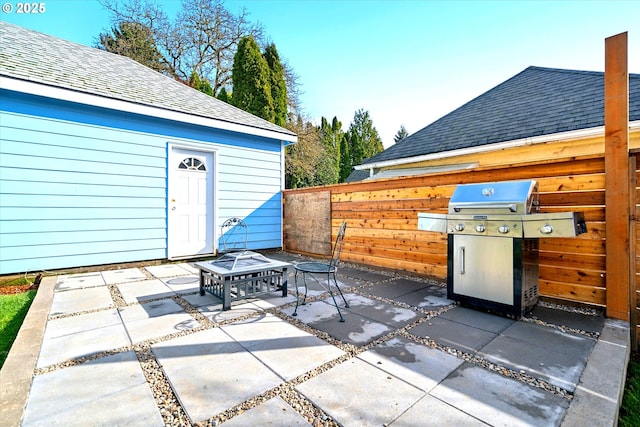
[{"xmin": 418, "ymin": 179, "xmax": 586, "ymax": 316}]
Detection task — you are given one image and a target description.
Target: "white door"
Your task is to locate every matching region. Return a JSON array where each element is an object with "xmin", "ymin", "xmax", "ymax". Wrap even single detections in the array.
[{"xmin": 168, "ymin": 147, "xmax": 214, "ymax": 258}]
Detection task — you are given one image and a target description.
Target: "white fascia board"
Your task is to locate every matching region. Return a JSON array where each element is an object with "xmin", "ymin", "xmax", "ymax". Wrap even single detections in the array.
[
  {"xmin": 1, "ymin": 76, "xmax": 298, "ymax": 144},
  {"xmin": 355, "ymin": 124, "xmax": 640, "ymax": 170}
]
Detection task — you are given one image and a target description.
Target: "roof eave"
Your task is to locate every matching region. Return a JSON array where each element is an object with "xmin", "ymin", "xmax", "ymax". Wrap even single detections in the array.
[
  {"xmin": 1, "ymin": 76, "xmax": 298, "ymax": 144},
  {"xmin": 355, "ymin": 123, "xmax": 640, "ymax": 170}
]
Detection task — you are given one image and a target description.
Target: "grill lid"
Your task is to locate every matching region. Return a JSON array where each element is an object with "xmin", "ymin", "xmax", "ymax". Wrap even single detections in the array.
[{"xmin": 448, "ymin": 180, "xmax": 538, "ymax": 215}]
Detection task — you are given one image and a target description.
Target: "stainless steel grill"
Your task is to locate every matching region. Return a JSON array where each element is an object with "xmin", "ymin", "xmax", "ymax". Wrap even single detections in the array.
[{"xmin": 418, "ymin": 179, "xmax": 587, "ymax": 316}]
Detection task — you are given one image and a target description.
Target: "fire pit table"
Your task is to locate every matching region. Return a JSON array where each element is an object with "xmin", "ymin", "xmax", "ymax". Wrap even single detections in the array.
[{"xmin": 196, "ymin": 252, "xmax": 291, "ymax": 310}]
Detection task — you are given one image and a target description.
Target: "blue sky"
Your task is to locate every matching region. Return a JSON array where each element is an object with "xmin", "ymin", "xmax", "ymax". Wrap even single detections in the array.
[{"xmin": 3, "ymin": 0, "xmax": 639, "ymax": 147}]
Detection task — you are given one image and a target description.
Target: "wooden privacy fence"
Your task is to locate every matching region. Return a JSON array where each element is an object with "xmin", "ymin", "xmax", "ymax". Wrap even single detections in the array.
[{"xmin": 283, "ymin": 155, "xmax": 639, "ymax": 348}]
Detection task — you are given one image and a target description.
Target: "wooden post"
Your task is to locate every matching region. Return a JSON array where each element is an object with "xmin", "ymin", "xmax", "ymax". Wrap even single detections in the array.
[
  {"xmin": 629, "ymin": 155, "xmax": 638, "ymax": 350},
  {"xmin": 604, "ymin": 32, "xmax": 630, "ymax": 321}
]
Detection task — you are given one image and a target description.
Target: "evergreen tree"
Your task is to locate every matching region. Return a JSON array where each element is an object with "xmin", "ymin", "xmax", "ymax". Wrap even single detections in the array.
[
  {"xmin": 394, "ymin": 125, "xmax": 409, "ymax": 143},
  {"xmin": 348, "ymin": 109, "xmax": 383, "ymax": 166},
  {"xmin": 263, "ymin": 43, "xmax": 288, "ymax": 127},
  {"xmin": 339, "ymin": 130, "xmax": 353, "ymax": 182},
  {"xmin": 99, "ymin": 21, "xmax": 166, "ymax": 73},
  {"xmin": 232, "ymin": 36, "xmax": 274, "ymax": 122},
  {"xmin": 317, "ymin": 116, "xmax": 344, "ymax": 185},
  {"xmin": 217, "ymin": 87, "xmax": 231, "ymax": 103},
  {"xmin": 189, "ymin": 71, "xmax": 214, "ymax": 96}
]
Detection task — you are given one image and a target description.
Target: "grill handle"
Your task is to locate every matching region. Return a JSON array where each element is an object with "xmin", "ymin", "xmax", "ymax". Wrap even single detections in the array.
[
  {"xmin": 453, "ymin": 203, "xmax": 518, "ymax": 213},
  {"xmin": 459, "ymin": 246, "xmax": 465, "ymax": 274}
]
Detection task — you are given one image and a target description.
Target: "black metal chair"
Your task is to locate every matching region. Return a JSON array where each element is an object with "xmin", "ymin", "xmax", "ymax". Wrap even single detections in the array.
[{"xmin": 293, "ymin": 221, "xmax": 349, "ymax": 322}]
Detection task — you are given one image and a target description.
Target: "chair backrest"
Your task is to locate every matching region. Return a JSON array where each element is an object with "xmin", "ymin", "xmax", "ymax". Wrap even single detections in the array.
[
  {"xmin": 329, "ymin": 221, "xmax": 347, "ymax": 269},
  {"xmin": 220, "ymin": 217, "xmax": 248, "ymax": 253}
]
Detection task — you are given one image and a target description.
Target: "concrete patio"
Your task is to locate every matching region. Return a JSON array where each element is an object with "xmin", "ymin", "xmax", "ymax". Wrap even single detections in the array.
[{"xmin": 0, "ymin": 252, "xmax": 630, "ymax": 426}]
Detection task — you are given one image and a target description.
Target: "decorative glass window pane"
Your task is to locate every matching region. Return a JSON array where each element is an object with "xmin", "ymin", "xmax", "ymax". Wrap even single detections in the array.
[{"xmin": 178, "ymin": 157, "xmax": 206, "ymax": 171}]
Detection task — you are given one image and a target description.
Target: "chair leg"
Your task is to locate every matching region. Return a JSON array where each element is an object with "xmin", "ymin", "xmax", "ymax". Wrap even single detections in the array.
[
  {"xmin": 331, "ymin": 272, "xmax": 349, "ymax": 308},
  {"xmin": 292, "ymin": 270, "xmax": 307, "ymax": 317},
  {"xmin": 326, "ymin": 273, "xmax": 346, "ymax": 322}
]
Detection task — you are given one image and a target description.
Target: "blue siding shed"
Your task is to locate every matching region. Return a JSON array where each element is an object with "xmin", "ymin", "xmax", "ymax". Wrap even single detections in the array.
[{"xmin": 0, "ymin": 22, "xmax": 297, "ymax": 275}]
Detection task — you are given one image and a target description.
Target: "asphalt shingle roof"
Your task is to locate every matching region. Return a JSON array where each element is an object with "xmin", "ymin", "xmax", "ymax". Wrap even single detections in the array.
[
  {"xmin": 364, "ymin": 66, "xmax": 640, "ymax": 165},
  {"xmin": 0, "ymin": 22, "xmax": 295, "ymax": 139}
]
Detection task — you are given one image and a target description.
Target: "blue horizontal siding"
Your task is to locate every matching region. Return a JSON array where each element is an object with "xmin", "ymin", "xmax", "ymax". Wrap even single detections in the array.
[
  {"xmin": 0, "ymin": 89, "xmax": 287, "ymax": 274},
  {"xmin": 2, "ymin": 90, "xmax": 282, "ymax": 152},
  {"xmin": 0, "ymin": 207, "xmax": 166, "ymax": 221},
  {"xmin": 1, "ymin": 238, "xmax": 167, "ymax": 261},
  {"xmin": 1, "ymin": 180, "xmax": 166, "ymax": 198},
  {"xmin": 3, "ymin": 249, "xmax": 166, "ymax": 275},
  {"xmin": 4, "ymin": 218, "xmax": 167, "ymax": 233},
  {"xmin": 0, "ymin": 167, "xmax": 166, "ymax": 188}
]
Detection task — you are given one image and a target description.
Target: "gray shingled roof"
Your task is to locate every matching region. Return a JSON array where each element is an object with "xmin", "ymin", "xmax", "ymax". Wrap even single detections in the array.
[
  {"xmin": 0, "ymin": 22, "xmax": 296, "ymax": 140},
  {"xmin": 364, "ymin": 66, "xmax": 640, "ymax": 165}
]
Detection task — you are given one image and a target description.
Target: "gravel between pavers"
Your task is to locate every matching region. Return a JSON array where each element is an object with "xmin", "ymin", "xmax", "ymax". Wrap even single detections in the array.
[{"xmin": 32, "ymin": 265, "xmax": 602, "ymax": 426}]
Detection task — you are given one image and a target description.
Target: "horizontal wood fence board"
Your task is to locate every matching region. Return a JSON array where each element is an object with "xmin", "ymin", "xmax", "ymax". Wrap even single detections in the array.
[
  {"xmin": 340, "ymin": 252, "xmax": 447, "ymax": 277},
  {"xmin": 539, "ymin": 252, "xmax": 605, "ymax": 270},
  {"xmin": 333, "ymin": 210, "xmax": 446, "ymax": 220},
  {"xmin": 539, "ymin": 265, "xmax": 605, "ymax": 287},
  {"xmin": 537, "ymin": 173, "xmax": 605, "ymax": 192},
  {"xmin": 539, "ymin": 280, "xmax": 606, "ymax": 306},
  {"xmin": 332, "ymin": 199, "xmax": 450, "ymax": 211}
]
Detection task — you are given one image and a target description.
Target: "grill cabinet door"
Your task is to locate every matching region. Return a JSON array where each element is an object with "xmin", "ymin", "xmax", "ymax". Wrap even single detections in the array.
[{"xmin": 451, "ymin": 235, "xmax": 513, "ymax": 305}]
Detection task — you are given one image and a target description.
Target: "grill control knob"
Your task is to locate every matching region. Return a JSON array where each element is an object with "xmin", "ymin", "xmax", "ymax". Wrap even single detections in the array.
[
  {"xmin": 475, "ymin": 224, "xmax": 485, "ymax": 233},
  {"xmin": 455, "ymin": 223, "xmax": 465, "ymax": 232},
  {"xmin": 498, "ymin": 225, "xmax": 510, "ymax": 234},
  {"xmin": 540, "ymin": 224, "xmax": 554, "ymax": 234}
]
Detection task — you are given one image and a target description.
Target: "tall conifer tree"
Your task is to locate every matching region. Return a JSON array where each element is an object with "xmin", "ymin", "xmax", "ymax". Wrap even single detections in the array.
[
  {"xmin": 263, "ymin": 44, "xmax": 288, "ymax": 127},
  {"xmin": 231, "ymin": 36, "xmax": 274, "ymax": 122}
]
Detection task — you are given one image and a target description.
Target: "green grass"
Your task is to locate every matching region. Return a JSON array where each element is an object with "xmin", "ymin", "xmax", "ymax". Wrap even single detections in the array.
[
  {"xmin": 620, "ymin": 354, "xmax": 640, "ymax": 427},
  {"xmin": 0, "ymin": 285, "xmax": 36, "ymax": 369}
]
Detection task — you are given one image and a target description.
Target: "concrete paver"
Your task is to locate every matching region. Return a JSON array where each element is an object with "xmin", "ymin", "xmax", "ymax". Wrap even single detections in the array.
[
  {"xmin": 152, "ymin": 328, "xmax": 283, "ymax": 423},
  {"xmin": 36, "ymin": 311, "xmax": 130, "ymax": 368},
  {"xmin": 358, "ymin": 336, "xmax": 464, "ymax": 392},
  {"xmin": 362, "ymin": 278, "xmax": 429, "ymax": 299},
  {"xmin": 478, "ymin": 321, "xmax": 596, "ymax": 392},
  {"xmin": 393, "ymin": 285, "xmax": 453, "ymax": 310},
  {"xmin": 145, "ymin": 264, "xmax": 193, "ymax": 278},
  {"xmin": 54, "ymin": 272, "xmax": 105, "ymax": 291},
  {"xmin": 22, "ymin": 351, "xmax": 163, "ymax": 427},
  {"xmin": 161, "ymin": 275, "xmax": 200, "ymax": 294},
  {"xmin": 49, "ymin": 285, "xmax": 113, "ymax": 316},
  {"xmin": 409, "ymin": 316, "xmax": 499, "ymax": 353},
  {"xmin": 431, "ymin": 362, "xmax": 570, "ymax": 427},
  {"xmin": 101, "ymin": 268, "xmax": 148, "ymax": 285},
  {"xmin": 296, "ymin": 357, "xmax": 425, "ymax": 426},
  {"xmin": 529, "ymin": 305, "xmax": 605, "ymax": 334},
  {"xmin": 119, "ymin": 299, "xmax": 200, "ymax": 343},
  {"xmin": 439, "ymin": 306, "xmax": 515, "ymax": 333},
  {"xmin": 116, "ymin": 278, "xmax": 175, "ymax": 304},
  {"xmin": 222, "ymin": 313, "xmax": 345, "ymax": 381},
  {"xmin": 343, "ymin": 293, "xmax": 424, "ymax": 328},
  {"xmin": 310, "ymin": 309, "xmax": 394, "ymax": 346},
  {"xmin": 390, "ymin": 394, "xmax": 487, "ymax": 426},
  {"xmin": 197, "ymin": 300, "xmax": 264, "ymax": 323},
  {"xmin": 41, "ymin": 308, "xmax": 122, "ymax": 339},
  {"xmin": 220, "ymin": 396, "xmax": 311, "ymax": 426}
]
